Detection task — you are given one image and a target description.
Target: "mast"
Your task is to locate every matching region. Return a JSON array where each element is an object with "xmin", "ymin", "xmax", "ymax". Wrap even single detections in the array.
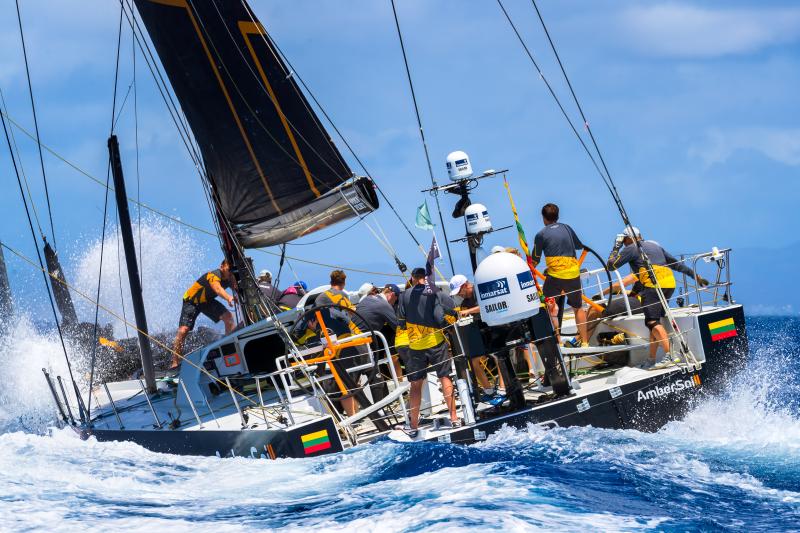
[
  {"xmin": 42, "ymin": 239, "xmax": 78, "ymax": 328},
  {"xmin": 108, "ymin": 135, "xmax": 156, "ymax": 392}
]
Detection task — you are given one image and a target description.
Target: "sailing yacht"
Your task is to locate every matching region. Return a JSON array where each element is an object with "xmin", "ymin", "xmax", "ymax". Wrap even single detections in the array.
[{"xmin": 31, "ymin": 0, "xmax": 749, "ymax": 458}]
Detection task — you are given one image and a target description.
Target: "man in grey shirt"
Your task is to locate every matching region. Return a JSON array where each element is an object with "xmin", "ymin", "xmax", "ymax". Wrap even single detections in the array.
[{"xmin": 354, "ymin": 284, "xmax": 399, "ymax": 335}]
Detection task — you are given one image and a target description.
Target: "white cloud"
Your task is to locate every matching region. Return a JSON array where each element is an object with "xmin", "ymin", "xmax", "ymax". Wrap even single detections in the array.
[
  {"xmin": 620, "ymin": 3, "xmax": 800, "ymax": 58},
  {"xmin": 690, "ymin": 127, "xmax": 800, "ymax": 167}
]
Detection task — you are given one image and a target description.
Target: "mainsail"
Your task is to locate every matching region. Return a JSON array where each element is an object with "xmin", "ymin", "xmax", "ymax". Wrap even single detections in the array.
[{"xmin": 133, "ymin": 0, "xmax": 378, "ymax": 247}]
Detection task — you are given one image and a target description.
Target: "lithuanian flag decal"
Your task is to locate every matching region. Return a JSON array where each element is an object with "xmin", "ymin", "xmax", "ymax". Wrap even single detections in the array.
[
  {"xmin": 708, "ymin": 317, "xmax": 737, "ymax": 342},
  {"xmin": 301, "ymin": 429, "xmax": 331, "ymax": 455}
]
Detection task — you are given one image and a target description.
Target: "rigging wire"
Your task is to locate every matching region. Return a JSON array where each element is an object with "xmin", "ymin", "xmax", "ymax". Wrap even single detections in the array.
[
  {"xmin": 389, "ymin": 0, "xmax": 455, "ymax": 276},
  {"xmin": 131, "ymin": 12, "xmax": 143, "ymax": 286},
  {"xmin": 528, "ymin": 0, "xmax": 628, "ymax": 222},
  {"xmin": 286, "ymin": 217, "xmax": 366, "ymax": 246},
  {"xmin": 172, "ymin": 2, "xmax": 414, "ymax": 282},
  {"xmin": 0, "ymin": 88, "xmax": 45, "ymax": 239},
  {"xmin": 14, "ymin": 0, "xmax": 57, "ymax": 248},
  {"xmin": 87, "ymin": 5, "xmax": 125, "ymax": 420},
  {"xmin": 0, "ymin": 108, "xmax": 404, "ymax": 278},
  {"xmin": 495, "ymin": 0, "xmax": 611, "ymax": 190},
  {"xmin": 0, "ymin": 106, "xmax": 82, "ymax": 420},
  {"xmin": 258, "ymin": 11, "xmax": 424, "ymax": 250},
  {"xmin": 501, "ymin": 0, "xmax": 696, "ymax": 362}
]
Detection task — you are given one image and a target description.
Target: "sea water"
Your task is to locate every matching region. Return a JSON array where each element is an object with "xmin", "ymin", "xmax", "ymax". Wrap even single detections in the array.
[{"xmin": 0, "ymin": 316, "xmax": 797, "ymax": 531}]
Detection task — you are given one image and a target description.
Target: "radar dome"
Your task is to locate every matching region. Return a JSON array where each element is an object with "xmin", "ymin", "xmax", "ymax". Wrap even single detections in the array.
[
  {"xmin": 474, "ymin": 252, "xmax": 539, "ymax": 326},
  {"xmin": 446, "ymin": 150, "xmax": 473, "ymax": 181},
  {"xmin": 464, "ymin": 203, "xmax": 492, "ymax": 235}
]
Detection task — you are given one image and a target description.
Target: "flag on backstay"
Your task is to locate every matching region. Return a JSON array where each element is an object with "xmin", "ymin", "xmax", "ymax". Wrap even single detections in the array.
[
  {"xmin": 503, "ymin": 177, "xmax": 542, "ymax": 299},
  {"xmin": 425, "ymin": 235, "xmax": 440, "ymax": 293},
  {"xmin": 415, "ymin": 200, "xmax": 435, "ymax": 231}
]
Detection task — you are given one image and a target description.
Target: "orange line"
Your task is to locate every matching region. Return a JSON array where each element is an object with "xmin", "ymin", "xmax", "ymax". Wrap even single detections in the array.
[
  {"xmin": 238, "ymin": 21, "xmax": 321, "ymax": 197},
  {"xmin": 150, "ymin": 0, "xmax": 281, "ymax": 214}
]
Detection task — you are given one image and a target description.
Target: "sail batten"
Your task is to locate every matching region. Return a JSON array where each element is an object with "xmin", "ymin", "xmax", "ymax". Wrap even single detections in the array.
[{"xmin": 133, "ymin": 0, "xmax": 376, "ymax": 244}]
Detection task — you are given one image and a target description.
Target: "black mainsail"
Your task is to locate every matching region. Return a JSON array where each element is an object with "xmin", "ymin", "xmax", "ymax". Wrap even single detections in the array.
[{"xmin": 133, "ymin": 0, "xmax": 378, "ymax": 247}]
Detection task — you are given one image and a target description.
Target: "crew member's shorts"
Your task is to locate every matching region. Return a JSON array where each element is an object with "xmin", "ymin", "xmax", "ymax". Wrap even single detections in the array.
[
  {"xmin": 457, "ymin": 323, "xmax": 486, "ymax": 359},
  {"xmin": 178, "ymin": 299, "xmax": 227, "ymax": 330},
  {"xmin": 603, "ymin": 295, "xmax": 643, "ymax": 318},
  {"xmin": 640, "ymin": 288, "xmax": 675, "ymax": 323},
  {"xmin": 406, "ymin": 342, "xmax": 451, "ymax": 382},
  {"xmin": 543, "ymin": 275, "xmax": 582, "ymax": 309},
  {"xmin": 396, "ymin": 346, "xmax": 410, "ymax": 365}
]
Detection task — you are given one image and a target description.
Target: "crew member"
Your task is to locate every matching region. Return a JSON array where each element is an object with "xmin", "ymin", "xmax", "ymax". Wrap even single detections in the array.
[
  {"xmin": 354, "ymin": 284, "xmax": 399, "ymax": 335},
  {"xmin": 354, "ymin": 284, "xmax": 402, "ymax": 400},
  {"xmin": 393, "ymin": 281, "xmax": 414, "ymax": 380},
  {"xmin": 448, "ymin": 274, "xmax": 498, "ymax": 400},
  {"xmin": 171, "ymin": 260, "xmax": 237, "ymax": 369},
  {"xmin": 584, "ymin": 273, "xmax": 643, "ymax": 342},
  {"xmin": 257, "ymin": 269, "xmax": 281, "ymax": 306},
  {"xmin": 315, "ymin": 270, "xmax": 363, "ymax": 417},
  {"xmin": 398, "ymin": 267, "xmax": 459, "ymax": 437},
  {"xmin": 277, "ymin": 281, "xmax": 307, "ymax": 310},
  {"xmin": 531, "ymin": 203, "xmax": 590, "ymax": 346},
  {"xmin": 607, "ymin": 227, "xmax": 708, "ymax": 367}
]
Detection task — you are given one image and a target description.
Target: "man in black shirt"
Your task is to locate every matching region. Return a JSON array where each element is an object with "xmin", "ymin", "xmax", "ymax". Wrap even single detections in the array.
[{"xmin": 448, "ymin": 274, "xmax": 494, "ymax": 395}]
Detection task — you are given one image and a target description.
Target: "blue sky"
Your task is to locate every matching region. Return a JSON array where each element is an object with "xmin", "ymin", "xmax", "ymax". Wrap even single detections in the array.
[{"xmin": 1, "ymin": 0, "xmax": 798, "ymax": 324}]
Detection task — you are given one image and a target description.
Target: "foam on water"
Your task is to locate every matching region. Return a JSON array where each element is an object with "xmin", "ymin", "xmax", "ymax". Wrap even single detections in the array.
[
  {"xmin": 0, "ymin": 308, "xmax": 797, "ymax": 531},
  {"xmin": 0, "ymin": 317, "xmax": 79, "ymax": 434}
]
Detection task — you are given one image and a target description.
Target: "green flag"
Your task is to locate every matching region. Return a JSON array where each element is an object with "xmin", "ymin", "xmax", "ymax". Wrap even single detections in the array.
[{"xmin": 415, "ymin": 201, "xmax": 435, "ymax": 230}]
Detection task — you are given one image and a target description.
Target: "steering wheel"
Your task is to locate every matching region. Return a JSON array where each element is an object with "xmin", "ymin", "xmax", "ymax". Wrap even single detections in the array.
[{"xmin": 287, "ymin": 303, "xmax": 383, "ymax": 400}]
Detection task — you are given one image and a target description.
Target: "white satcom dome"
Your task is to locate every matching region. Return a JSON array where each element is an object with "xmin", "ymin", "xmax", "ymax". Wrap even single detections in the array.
[
  {"xmin": 464, "ymin": 203, "xmax": 492, "ymax": 235},
  {"xmin": 474, "ymin": 252, "xmax": 539, "ymax": 326},
  {"xmin": 446, "ymin": 150, "xmax": 473, "ymax": 181}
]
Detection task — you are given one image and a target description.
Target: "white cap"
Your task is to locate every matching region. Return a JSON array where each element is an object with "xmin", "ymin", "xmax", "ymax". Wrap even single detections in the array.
[
  {"xmin": 358, "ymin": 282, "xmax": 375, "ymax": 296},
  {"xmin": 449, "ymin": 274, "xmax": 468, "ymax": 296},
  {"xmin": 623, "ymin": 226, "xmax": 641, "ymax": 239},
  {"xmin": 490, "ymin": 245, "xmax": 505, "ymax": 254},
  {"xmin": 259, "ymin": 269, "xmax": 271, "ymax": 278}
]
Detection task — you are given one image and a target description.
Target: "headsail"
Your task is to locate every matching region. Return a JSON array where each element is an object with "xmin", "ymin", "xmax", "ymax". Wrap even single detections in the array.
[{"xmin": 133, "ymin": 0, "xmax": 378, "ymax": 247}]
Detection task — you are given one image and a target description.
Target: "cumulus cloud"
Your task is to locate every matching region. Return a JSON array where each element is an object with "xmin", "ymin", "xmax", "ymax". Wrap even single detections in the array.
[
  {"xmin": 620, "ymin": 3, "xmax": 800, "ymax": 58},
  {"xmin": 689, "ymin": 127, "xmax": 800, "ymax": 167}
]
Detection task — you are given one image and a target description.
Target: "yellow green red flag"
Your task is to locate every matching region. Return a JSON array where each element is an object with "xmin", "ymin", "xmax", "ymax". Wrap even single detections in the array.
[
  {"xmin": 301, "ymin": 429, "xmax": 331, "ymax": 455},
  {"xmin": 708, "ymin": 317, "xmax": 737, "ymax": 342},
  {"xmin": 503, "ymin": 177, "xmax": 542, "ymax": 298}
]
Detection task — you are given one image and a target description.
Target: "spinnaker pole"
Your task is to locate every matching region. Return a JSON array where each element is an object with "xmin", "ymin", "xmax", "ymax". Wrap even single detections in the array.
[{"xmin": 108, "ymin": 135, "xmax": 156, "ymax": 392}]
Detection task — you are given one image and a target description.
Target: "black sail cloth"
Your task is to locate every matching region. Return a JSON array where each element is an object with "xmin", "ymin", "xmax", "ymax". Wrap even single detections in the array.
[{"xmin": 133, "ymin": 0, "xmax": 377, "ymax": 246}]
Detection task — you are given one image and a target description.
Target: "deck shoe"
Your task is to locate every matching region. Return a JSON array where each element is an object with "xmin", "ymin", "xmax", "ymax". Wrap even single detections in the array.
[
  {"xmin": 394, "ymin": 423, "xmax": 419, "ymax": 438},
  {"xmin": 650, "ymin": 355, "xmax": 681, "ymax": 370},
  {"xmin": 562, "ymin": 337, "xmax": 579, "ymax": 348},
  {"xmin": 487, "ymin": 394, "xmax": 507, "ymax": 407}
]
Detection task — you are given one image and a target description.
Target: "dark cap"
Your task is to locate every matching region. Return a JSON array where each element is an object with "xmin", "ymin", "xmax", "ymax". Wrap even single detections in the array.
[
  {"xmin": 384, "ymin": 283, "xmax": 401, "ymax": 296},
  {"xmin": 411, "ymin": 267, "xmax": 427, "ymax": 279}
]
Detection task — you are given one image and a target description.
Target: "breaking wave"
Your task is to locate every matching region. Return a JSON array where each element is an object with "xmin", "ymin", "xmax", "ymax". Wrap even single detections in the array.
[
  {"xmin": 0, "ymin": 313, "xmax": 797, "ymax": 530},
  {"xmin": 70, "ymin": 214, "xmax": 207, "ymax": 337}
]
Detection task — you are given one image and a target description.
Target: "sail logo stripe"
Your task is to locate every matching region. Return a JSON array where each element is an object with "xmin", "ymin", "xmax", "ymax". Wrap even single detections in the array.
[
  {"xmin": 149, "ymin": 0, "xmax": 281, "ymax": 214},
  {"xmin": 238, "ymin": 21, "xmax": 321, "ymax": 198}
]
